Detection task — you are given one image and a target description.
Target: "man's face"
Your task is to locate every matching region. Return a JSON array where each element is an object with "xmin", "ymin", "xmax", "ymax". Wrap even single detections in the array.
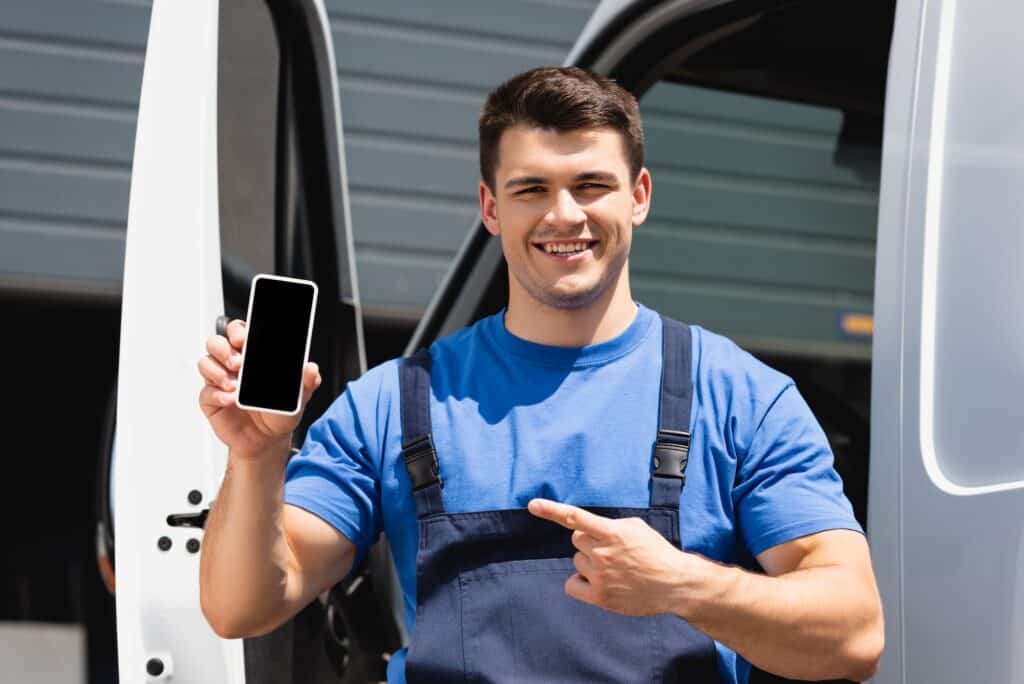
[{"xmin": 479, "ymin": 125, "xmax": 651, "ymax": 310}]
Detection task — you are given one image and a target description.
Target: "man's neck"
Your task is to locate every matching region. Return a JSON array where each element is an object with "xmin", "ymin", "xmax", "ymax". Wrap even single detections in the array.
[{"xmin": 503, "ymin": 279, "xmax": 638, "ymax": 348}]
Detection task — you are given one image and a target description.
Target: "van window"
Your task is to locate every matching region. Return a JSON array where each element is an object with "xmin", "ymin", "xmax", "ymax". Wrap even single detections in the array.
[
  {"xmin": 217, "ymin": 0, "xmax": 279, "ymax": 319},
  {"xmin": 634, "ymin": 80, "xmax": 882, "ymax": 526},
  {"xmin": 923, "ymin": 0, "xmax": 1024, "ymax": 488},
  {"xmin": 636, "ymin": 81, "xmax": 878, "ymax": 360}
]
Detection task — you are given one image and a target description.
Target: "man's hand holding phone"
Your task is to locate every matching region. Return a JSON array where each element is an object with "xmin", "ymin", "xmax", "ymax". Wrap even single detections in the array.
[
  {"xmin": 196, "ymin": 282, "xmax": 339, "ymax": 638},
  {"xmin": 197, "ymin": 318, "xmax": 321, "ymax": 459}
]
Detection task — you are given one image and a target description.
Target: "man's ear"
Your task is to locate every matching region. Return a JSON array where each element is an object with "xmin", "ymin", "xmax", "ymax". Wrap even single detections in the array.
[
  {"xmin": 479, "ymin": 180, "xmax": 500, "ymax": 236},
  {"xmin": 631, "ymin": 168, "xmax": 652, "ymax": 227}
]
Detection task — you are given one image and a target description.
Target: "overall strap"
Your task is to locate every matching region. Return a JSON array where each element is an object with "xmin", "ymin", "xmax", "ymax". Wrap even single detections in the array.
[
  {"xmin": 400, "ymin": 348, "xmax": 445, "ymax": 517},
  {"xmin": 651, "ymin": 317, "xmax": 694, "ymax": 509}
]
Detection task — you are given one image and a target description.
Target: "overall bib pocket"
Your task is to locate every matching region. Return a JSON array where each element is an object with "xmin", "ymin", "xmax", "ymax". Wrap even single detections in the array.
[{"xmin": 458, "ymin": 557, "xmax": 668, "ymax": 684}]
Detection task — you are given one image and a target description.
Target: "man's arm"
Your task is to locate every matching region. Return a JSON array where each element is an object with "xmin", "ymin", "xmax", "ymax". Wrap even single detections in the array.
[
  {"xmin": 688, "ymin": 529, "xmax": 883, "ymax": 681},
  {"xmin": 199, "ymin": 442, "xmax": 356, "ymax": 639},
  {"xmin": 528, "ymin": 500, "xmax": 884, "ymax": 682},
  {"xmin": 196, "ymin": 318, "xmax": 361, "ymax": 638}
]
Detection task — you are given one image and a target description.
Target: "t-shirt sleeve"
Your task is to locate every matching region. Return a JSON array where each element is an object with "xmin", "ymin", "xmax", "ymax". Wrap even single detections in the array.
[
  {"xmin": 733, "ymin": 382, "xmax": 863, "ymax": 558},
  {"xmin": 283, "ymin": 377, "xmax": 384, "ymax": 568}
]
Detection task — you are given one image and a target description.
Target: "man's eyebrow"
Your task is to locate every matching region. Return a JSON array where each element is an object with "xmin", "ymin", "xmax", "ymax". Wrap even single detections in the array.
[
  {"xmin": 504, "ymin": 176, "xmax": 548, "ymax": 190},
  {"xmin": 504, "ymin": 171, "xmax": 619, "ymax": 190},
  {"xmin": 574, "ymin": 171, "xmax": 618, "ymax": 183}
]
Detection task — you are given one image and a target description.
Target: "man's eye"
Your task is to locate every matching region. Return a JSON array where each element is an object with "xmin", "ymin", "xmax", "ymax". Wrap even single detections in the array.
[
  {"xmin": 579, "ymin": 183, "xmax": 608, "ymax": 190},
  {"xmin": 516, "ymin": 186, "xmax": 544, "ymax": 195}
]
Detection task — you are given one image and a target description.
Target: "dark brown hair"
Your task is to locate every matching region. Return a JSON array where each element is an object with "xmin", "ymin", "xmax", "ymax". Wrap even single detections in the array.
[{"xmin": 478, "ymin": 66, "xmax": 644, "ymax": 190}]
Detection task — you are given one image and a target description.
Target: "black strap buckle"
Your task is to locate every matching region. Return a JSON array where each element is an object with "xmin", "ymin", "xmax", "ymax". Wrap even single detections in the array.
[
  {"xmin": 401, "ymin": 434, "xmax": 442, "ymax": 490},
  {"xmin": 652, "ymin": 429, "xmax": 690, "ymax": 480}
]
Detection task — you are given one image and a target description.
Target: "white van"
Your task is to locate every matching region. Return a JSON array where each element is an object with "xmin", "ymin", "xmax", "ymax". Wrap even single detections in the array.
[{"xmin": 110, "ymin": 0, "xmax": 1024, "ymax": 682}]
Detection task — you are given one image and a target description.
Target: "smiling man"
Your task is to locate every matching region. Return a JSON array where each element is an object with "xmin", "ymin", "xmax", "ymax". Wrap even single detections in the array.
[
  {"xmin": 484, "ymin": 124, "xmax": 640, "ymax": 343},
  {"xmin": 197, "ymin": 67, "xmax": 884, "ymax": 684}
]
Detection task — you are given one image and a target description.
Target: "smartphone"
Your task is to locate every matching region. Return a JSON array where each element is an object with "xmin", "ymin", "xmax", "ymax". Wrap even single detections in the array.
[{"xmin": 235, "ymin": 274, "xmax": 318, "ymax": 416}]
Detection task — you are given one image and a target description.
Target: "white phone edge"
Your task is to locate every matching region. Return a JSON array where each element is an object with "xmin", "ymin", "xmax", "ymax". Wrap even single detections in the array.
[{"xmin": 234, "ymin": 273, "xmax": 319, "ymax": 417}]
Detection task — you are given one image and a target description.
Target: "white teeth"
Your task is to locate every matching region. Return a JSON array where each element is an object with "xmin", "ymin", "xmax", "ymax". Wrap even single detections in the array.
[{"xmin": 543, "ymin": 241, "xmax": 590, "ymax": 254}]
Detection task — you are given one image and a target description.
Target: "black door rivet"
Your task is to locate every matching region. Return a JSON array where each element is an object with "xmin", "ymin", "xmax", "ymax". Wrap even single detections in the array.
[
  {"xmin": 188, "ymin": 489, "xmax": 203, "ymax": 505},
  {"xmin": 186, "ymin": 538, "xmax": 201, "ymax": 553},
  {"xmin": 157, "ymin": 536, "xmax": 172, "ymax": 552},
  {"xmin": 146, "ymin": 658, "xmax": 164, "ymax": 676}
]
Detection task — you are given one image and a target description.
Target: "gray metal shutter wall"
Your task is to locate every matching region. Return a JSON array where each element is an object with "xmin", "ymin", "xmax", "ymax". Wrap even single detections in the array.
[
  {"xmin": 635, "ymin": 82, "xmax": 878, "ymax": 359},
  {"xmin": 0, "ymin": 0, "xmax": 599, "ymax": 313},
  {"xmin": 0, "ymin": 1, "xmax": 875, "ymax": 358},
  {"xmin": 329, "ymin": 0, "xmax": 600, "ymax": 320},
  {"xmin": 0, "ymin": 1, "xmax": 148, "ymax": 299}
]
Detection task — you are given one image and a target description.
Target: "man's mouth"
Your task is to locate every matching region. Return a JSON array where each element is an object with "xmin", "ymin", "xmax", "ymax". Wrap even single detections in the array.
[{"xmin": 531, "ymin": 239, "xmax": 599, "ymax": 259}]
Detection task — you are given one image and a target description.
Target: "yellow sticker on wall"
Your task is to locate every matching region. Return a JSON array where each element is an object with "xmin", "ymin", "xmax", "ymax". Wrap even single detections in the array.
[{"xmin": 839, "ymin": 312, "xmax": 874, "ymax": 338}]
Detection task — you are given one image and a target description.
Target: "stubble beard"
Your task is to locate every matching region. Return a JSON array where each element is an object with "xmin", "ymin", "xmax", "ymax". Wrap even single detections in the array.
[{"xmin": 512, "ymin": 243, "xmax": 629, "ymax": 311}]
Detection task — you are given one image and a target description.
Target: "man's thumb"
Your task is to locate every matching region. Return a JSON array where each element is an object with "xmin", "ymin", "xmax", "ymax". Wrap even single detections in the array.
[{"xmin": 302, "ymin": 362, "xmax": 321, "ymax": 403}]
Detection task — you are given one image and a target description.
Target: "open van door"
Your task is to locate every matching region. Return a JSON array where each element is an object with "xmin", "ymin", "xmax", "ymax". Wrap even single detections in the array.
[
  {"xmin": 110, "ymin": 0, "xmax": 372, "ymax": 681},
  {"xmin": 870, "ymin": 0, "xmax": 1024, "ymax": 681}
]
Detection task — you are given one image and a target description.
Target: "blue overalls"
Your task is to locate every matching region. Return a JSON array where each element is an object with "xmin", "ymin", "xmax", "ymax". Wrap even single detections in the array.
[{"xmin": 398, "ymin": 316, "xmax": 720, "ymax": 682}]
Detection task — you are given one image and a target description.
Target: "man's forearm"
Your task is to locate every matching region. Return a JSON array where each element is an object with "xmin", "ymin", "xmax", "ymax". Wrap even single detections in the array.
[
  {"xmin": 678, "ymin": 559, "xmax": 884, "ymax": 681},
  {"xmin": 199, "ymin": 439, "xmax": 295, "ymax": 638}
]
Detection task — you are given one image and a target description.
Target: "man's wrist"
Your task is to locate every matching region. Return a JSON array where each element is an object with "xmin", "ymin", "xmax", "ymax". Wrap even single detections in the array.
[
  {"xmin": 669, "ymin": 551, "xmax": 740, "ymax": 624},
  {"xmin": 230, "ymin": 437, "xmax": 293, "ymax": 467}
]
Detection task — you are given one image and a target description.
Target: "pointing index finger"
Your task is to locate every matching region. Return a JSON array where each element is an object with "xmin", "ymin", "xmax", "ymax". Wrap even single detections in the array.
[{"xmin": 528, "ymin": 499, "xmax": 609, "ymax": 538}]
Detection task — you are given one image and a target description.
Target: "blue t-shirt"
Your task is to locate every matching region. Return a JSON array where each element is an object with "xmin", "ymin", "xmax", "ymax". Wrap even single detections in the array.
[{"xmin": 283, "ymin": 303, "xmax": 861, "ymax": 684}]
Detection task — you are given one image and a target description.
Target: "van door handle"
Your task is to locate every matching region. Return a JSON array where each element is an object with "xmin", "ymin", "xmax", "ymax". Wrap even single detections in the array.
[{"xmin": 166, "ymin": 509, "xmax": 210, "ymax": 529}]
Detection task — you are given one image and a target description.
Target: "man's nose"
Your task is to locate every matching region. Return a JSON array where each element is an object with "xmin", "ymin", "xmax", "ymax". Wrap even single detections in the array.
[{"xmin": 545, "ymin": 188, "xmax": 587, "ymax": 228}]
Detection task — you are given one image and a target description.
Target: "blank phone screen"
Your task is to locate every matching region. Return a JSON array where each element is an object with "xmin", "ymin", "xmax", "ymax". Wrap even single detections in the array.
[{"xmin": 238, "ymin": 277, "xmax": 316, "ymax": 412}]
